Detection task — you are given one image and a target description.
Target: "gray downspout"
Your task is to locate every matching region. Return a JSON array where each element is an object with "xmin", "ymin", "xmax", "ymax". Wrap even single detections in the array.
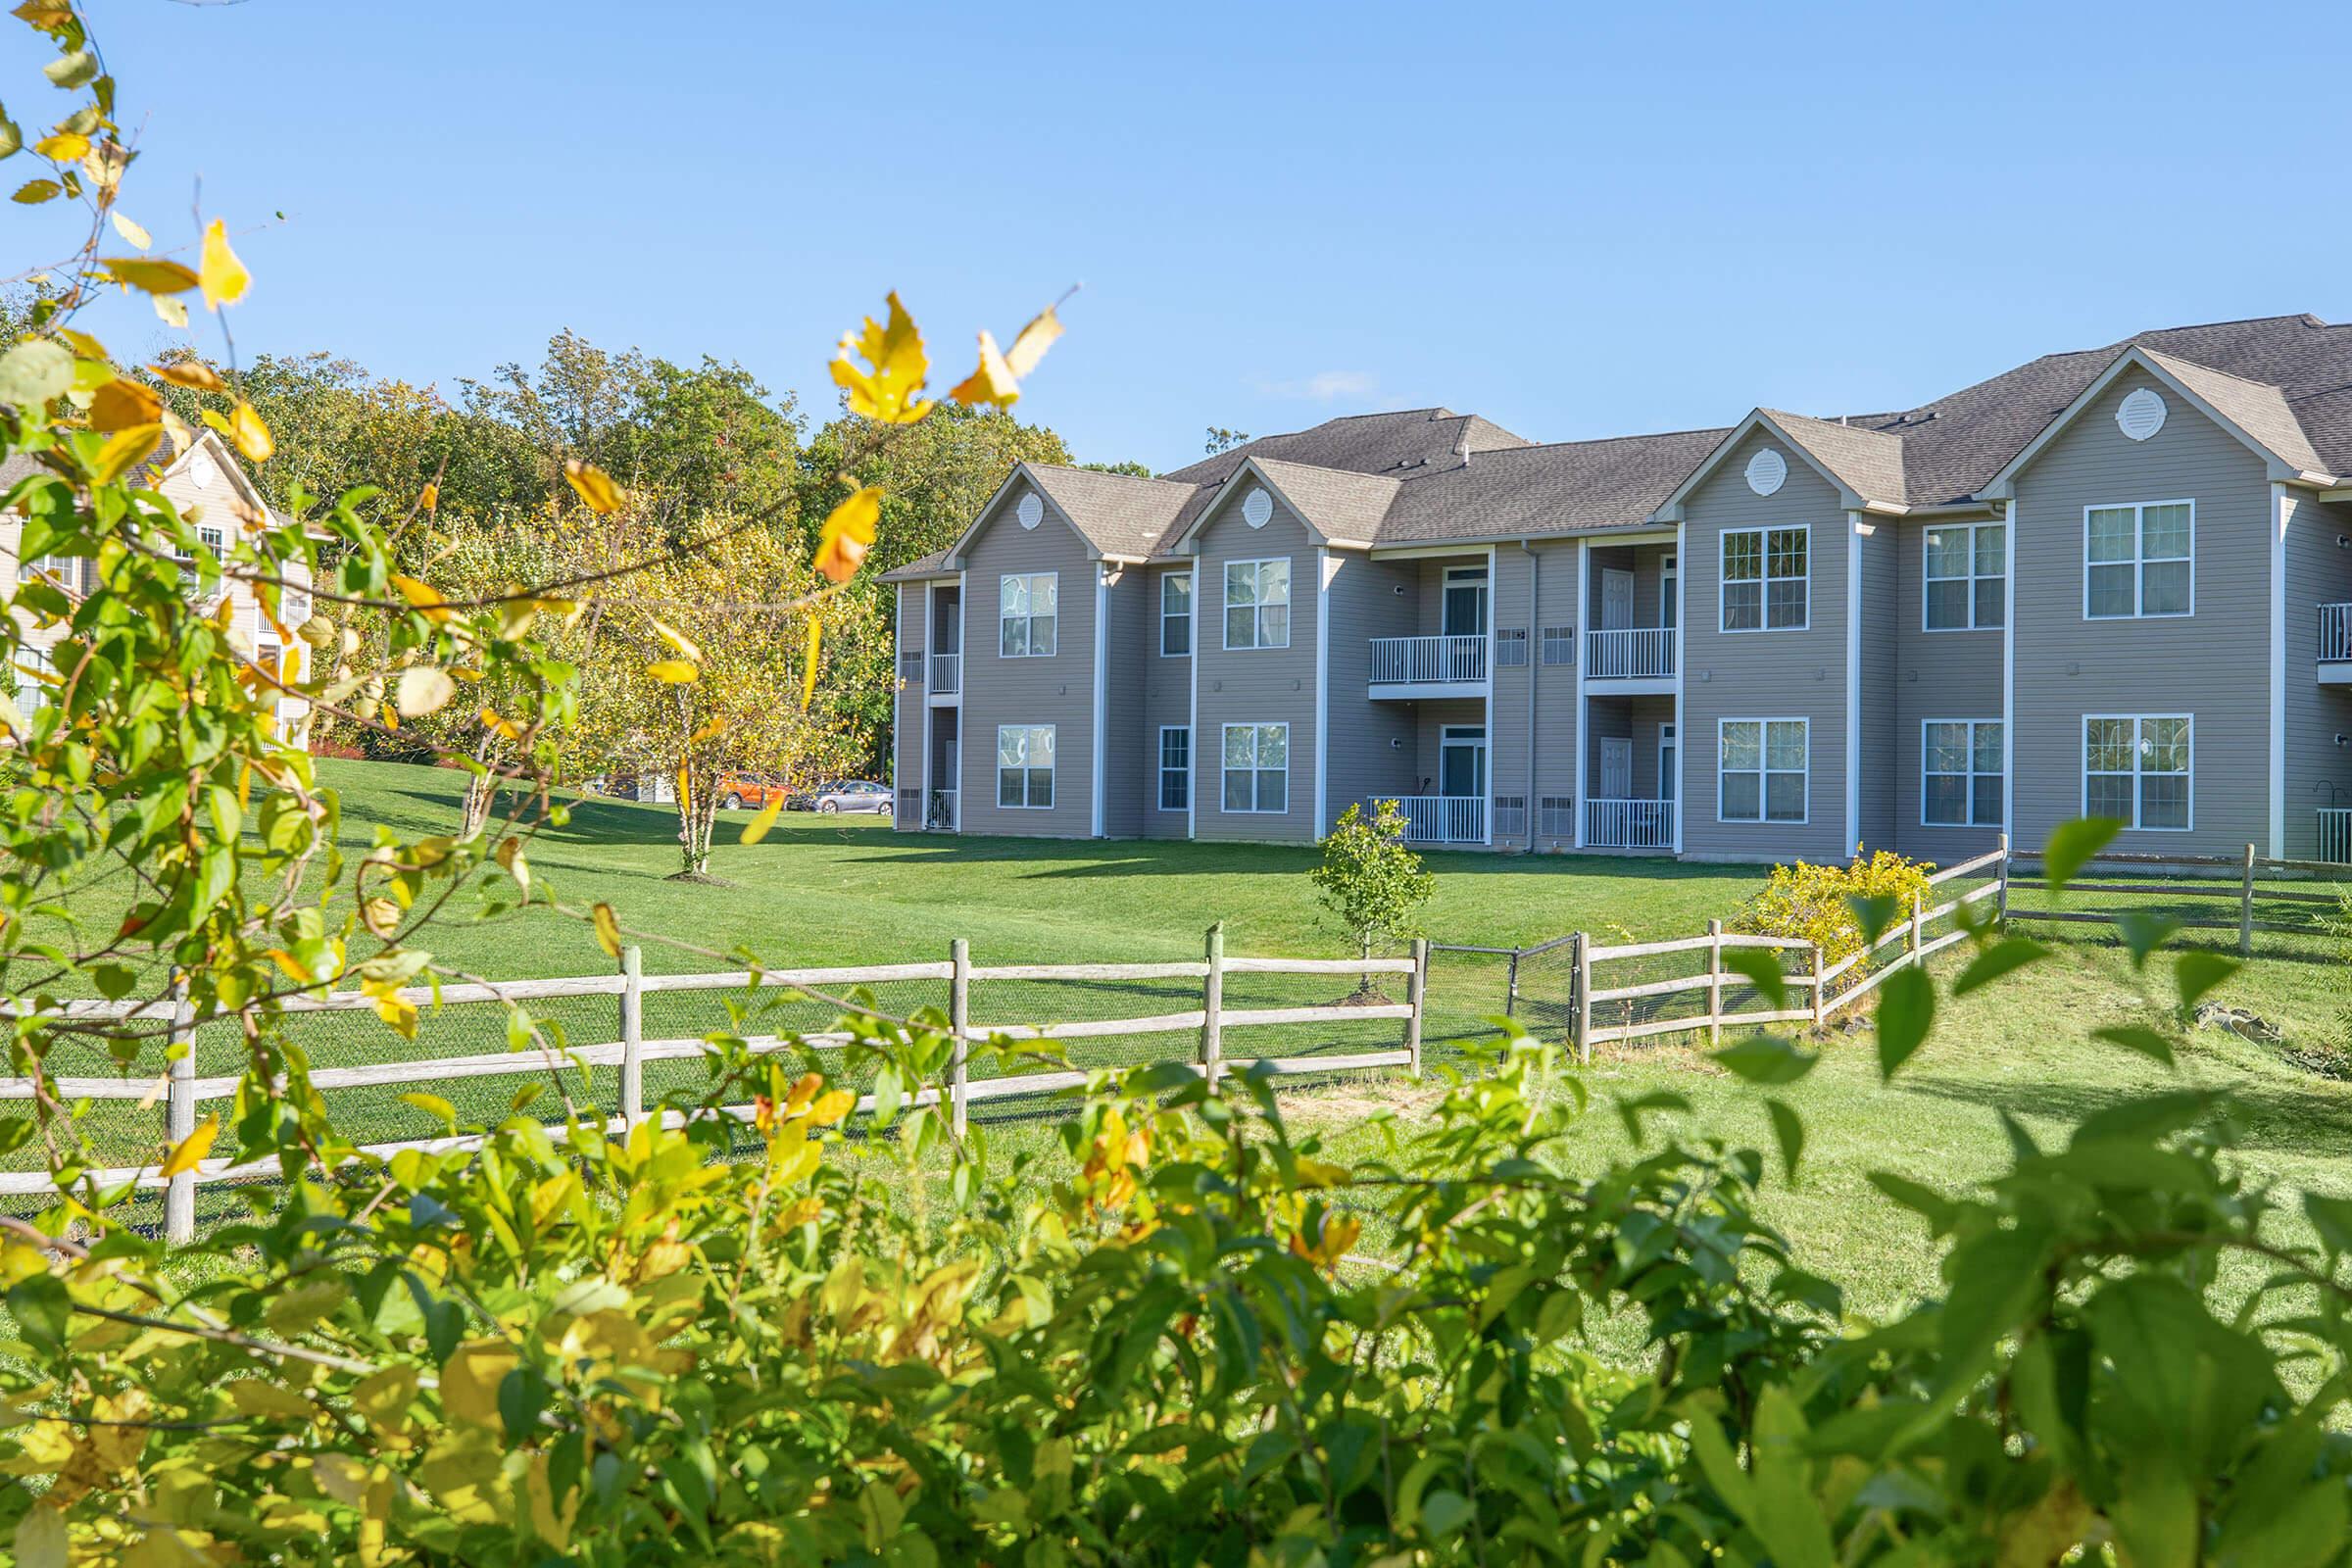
[{"xmin": 1521, "ymin": 538, "xmax": 1539, "ymax": 849}]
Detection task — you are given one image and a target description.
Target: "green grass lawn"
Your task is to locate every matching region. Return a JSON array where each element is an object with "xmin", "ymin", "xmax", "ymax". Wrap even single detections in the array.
[{"xmin": 21, "ymin": 758, "xmax": 2352, "ymax": 1339}]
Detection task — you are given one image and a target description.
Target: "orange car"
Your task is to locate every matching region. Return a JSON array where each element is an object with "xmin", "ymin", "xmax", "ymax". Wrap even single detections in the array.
[{"xmin": 714, "ymin": 774, "xmax": 791, "ymax": 810}]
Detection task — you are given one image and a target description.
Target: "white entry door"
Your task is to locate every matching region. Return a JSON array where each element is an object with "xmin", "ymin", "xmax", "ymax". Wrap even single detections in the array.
[
  {"xmin": 1600, "ymin": 737, "xmax": 1633, "ymax": 799},
  {"xmin": 1601, "ymin": 568, "xmax": 1634, "ymax": 631}
]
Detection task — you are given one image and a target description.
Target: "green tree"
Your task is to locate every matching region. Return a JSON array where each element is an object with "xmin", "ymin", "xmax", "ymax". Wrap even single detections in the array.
[{"xmin": 1309, "ymin": 798, "xmax": 1436, "ymax": 962}]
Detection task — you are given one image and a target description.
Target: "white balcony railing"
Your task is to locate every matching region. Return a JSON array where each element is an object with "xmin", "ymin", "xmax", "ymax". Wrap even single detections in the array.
[
  {"xmin": 1375, "ymin": 795, "xmax": 1486, "ymax": 844},
  {"xmin": 1585, "ymin": 627, "xmax": 1675, "ymax": 679},
  {"xmin": 925, "ymin": 789, "xmax": 958, "ymax": 831},
  {"xmin": 930, "ymin": 652, "xmax": 961, "ymax": 694},
  {"xmin": 2323, "ymin": 604, "xmax": 2352, "ymax": 664},
  {"xmin": 1368, "ymin": 635, "xmax": 1487, "ymax": 686},
  {"xmin": 2322, "ymin": 808, "xmax": 2351, "ymax": 865},
  {"xmin": 1585, "ymin": 798, "xmax": 1675, "ymax": 850}
]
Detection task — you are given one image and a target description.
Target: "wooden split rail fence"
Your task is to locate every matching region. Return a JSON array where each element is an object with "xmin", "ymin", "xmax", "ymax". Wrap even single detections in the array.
[
  {"xmin": 0, "ymin": 926, "xmax": 1429, "ymax": 1243},
  {"xmin": 2003, "ymin": 844, "xmax": 2348, "ymax": 955}
]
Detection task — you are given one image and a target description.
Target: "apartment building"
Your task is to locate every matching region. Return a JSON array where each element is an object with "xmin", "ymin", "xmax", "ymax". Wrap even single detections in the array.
[{"xmin": 885, "ymin": 315, "xmax": 2352, "ymax": 864}]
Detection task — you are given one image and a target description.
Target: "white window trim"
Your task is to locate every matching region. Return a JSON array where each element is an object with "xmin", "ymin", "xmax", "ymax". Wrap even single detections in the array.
[
  {"xmin": 1160, "ymin": 571, "xmax": 1193, "ymax": 658},
  {"xmin": 1923, "ymin": 521, "xmax": 2006, "ymax": 633},
  {"xmin": 1920, "ymin": 717, "xmax": 2003, "ymax": 829},
  {"xmin": 1221, "ymin": 557, "xmax": 1292, "ymax": 652},
  {"xmin": 1716, "ymin": 716, "xmax": 1809, "ymax": 825},
  {"xmin": 2081, "ymin": 500, "xmax": 2194, "ymax": 621},
  {"xmin": 1155, "ymin": 724, "xmax": 1189, "ymax": 812},
  {"xmin": 994, "ymin": 723, "xmax": 1056, "ymax": 810},
  {"xmin": 1718, "ymin": 524, "xmax": 1810, "ymax": 634},
  {"xmin": 2081, "ymin": 713, "xmax": 2194, "ymax": 832},
  {"xmin": 1219, "ymin": 721, "xmax": 1290, "ymax": 813},
  {"xmin": 998, "ymin": 571, "xmax": 1058, "ymax": 659}
]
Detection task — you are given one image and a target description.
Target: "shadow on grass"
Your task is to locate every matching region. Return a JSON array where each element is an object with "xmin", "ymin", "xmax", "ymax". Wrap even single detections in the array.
[{"xmin": 1895, "ymin": 1069, "xmax": 2352, "ymax": 1157}]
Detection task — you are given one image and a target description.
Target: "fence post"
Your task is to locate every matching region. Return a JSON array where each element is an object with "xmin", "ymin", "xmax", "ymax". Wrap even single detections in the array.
[
  {"xmin": 1405, "ymin": 937, "xmax": 1427, "ymax": 1078},
  {"xmin": 1571, "ymin": 932, "xmax": 1592, "ymax": 1067},
  {"xmin": 618, "ymin": 945, "xmax": 644, "ymax": 1132},
  {"xmin": 2239, "ymin": 843, "xmax": 2256, "ymax": 956},
  {"xmin": 1810, "ymin": 944, "xmax": 1826, "ymax": 1029},
  {"xmin": 949, "ymin": 938, "xmax": 970, "ymax": 1135},
  {"xmin": 1995, "ymin": 832, "xmax": 2010, "ymax": 925},
  {"xmin": 1504, "ymin": 949, "xmax": 1520, "ymax": 1019},
  {"xmin": 1200, "ymin": 922, "xmax": 1225, "ymax": 1088},
  {"xmin": 1706, "ymin": 920, "xmax": 1723, "ymax": 1048},
  {"xmin": 164, "ymin": 983, "xmax": 195, "ymax": 1245}
]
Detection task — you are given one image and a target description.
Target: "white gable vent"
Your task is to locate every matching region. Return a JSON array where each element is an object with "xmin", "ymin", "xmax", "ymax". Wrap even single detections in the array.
[
  {"xmin": 1744, "ymin": 448, "xmax": 1788, "ymax": 497},
  {"xmin": 1015, "ymin": 493, "xmax": 1044, "ymax": 529},
  {"xmin": 2117, "ymin": 387, "xmax": 2167, "ymax": 442},
  {"xmin": 1242, "ymin": 488, "xmax": 1273, "ymax": 528},
  {"xmin": 190, "ymin": 451, "xmax": 218, "ymax": 489}
]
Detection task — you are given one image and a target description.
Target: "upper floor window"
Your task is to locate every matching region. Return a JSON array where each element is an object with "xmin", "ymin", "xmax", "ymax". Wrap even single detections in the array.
[
  {"xmin": 2084, "ymin": 502, "xmax": 2191, "ymax": 619},
  {"xmin": 1925, "ymin": 521, "xmax": 2005, "ymax": 630},
  {"xmin": 2083, "ymin": 714, "xmax": 2190, "ymax": 830},
  {"xmin": 1160, "ymin": 572, "xmax": 1192, "ymax": 657},
  {"xmin": 1720, "ymin": 526, "xmax": 1807, "ymax": 632},
  {"xmin": 1223, "ymin": 558, "xmax": 1291, "ymax": 650},
  {"xmin": 1719, "ymin": 717, "xmax": 1807, "ymax": 823},
  {"xmin": 999, "ymin": 572, "xmax": 1057, "ymax": 657},
  {"xmin": 1922, "ymin": 718, "xmax": 2002, "ymax": 827}
]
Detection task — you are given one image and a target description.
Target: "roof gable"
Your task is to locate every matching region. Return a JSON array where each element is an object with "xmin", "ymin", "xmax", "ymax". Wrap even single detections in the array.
[{"xmin": 1651, "ymin": 411, "xmax": 1882, "ymax": 520}]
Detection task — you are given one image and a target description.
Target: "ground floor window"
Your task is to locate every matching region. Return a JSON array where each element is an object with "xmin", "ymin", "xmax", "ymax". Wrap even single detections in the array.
[
  {"xmin": 1221, "ymin": 723, "xmax": 1288, "ymax": 813},
  {"xmin": 1923, "ymin": 719, "xmax": 2002, "ymax": 827},
  {"xmin": 1719, "ymin": 718, "xmax": 1806, "ymax": 823},
  {"xmin": 996, "ymin": 724, "xmax": 1054, "ymax": 808},
  {"xmin": 2083, "ymin": 714, "xmax": 2189, "ymax": 830},
  {"xmin": 1157, "ymin": 725, "xmax": 1189, "ymax": 810}
]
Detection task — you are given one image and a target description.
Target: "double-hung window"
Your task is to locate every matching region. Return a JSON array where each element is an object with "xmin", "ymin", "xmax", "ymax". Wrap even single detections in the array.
[
  {"xmin": 1000, "ymin": 572, "xmax": 1057, "ymax": 657},
  {"xmin": 2083, "ymin": 715, "xmax": 2190, "ymax": 830},
  {"xmin": 1922, "ymin": 719, "xmax": 2002, "ymax": 826},
  {"xmin": 1222, "ymin": 559, "xmax": 1290, "ymax": 650},
  {"xmin": 1718, "ymin": 718, "xmax": 1807, "ymax": 823},
  {"xmin": 1720, "ymin": 527, "xmax": 1807, "ymax": 631},
  {"xmin": 2084, "ymin": 502, "xmax": 2192, "ymax": 618},
  {"xmin": 996, "ymin": 724, "xmax": 1055, "ymax": 808},
  {"xmin": 1157, "ymin": 726, "xmax": 1189, "ymax": 810},
  {"xmin": 1220, "ymin": 723, "xmax": 1288, "ymax": 813},
  {"xmin": 1160, "ymin": 572, "xmax": 1192, "ymax": 657},
  {"xmin": 1925, "ymin": 521, "xmax": 2005, "ymax": 630}
]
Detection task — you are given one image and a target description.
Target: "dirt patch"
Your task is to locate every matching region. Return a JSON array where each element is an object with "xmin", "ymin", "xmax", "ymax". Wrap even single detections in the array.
[
  {"xmin": 662, "ymin": 870, "xmax": 735, "ymax": 887},
  {"xmin": 1283, "ymin": 1080, "xmax": 1448, "ymax": 1127}
]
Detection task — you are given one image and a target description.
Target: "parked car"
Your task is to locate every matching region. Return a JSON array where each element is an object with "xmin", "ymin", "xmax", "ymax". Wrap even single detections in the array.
[
  {"xmin": 792, "ymin": 779, "xmax": 892, "ymax": 815},
  {"xmin": 714, "ymin": 774, "xmax": 790, "ymax": 810}
]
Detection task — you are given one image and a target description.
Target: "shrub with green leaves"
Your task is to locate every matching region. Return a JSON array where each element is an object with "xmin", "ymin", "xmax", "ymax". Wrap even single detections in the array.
[{"xmin": 1311, "ymin": 799, "xmax": 1436, "ymax": 962}]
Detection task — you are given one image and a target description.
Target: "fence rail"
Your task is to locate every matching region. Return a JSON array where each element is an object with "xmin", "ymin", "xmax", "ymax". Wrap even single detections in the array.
[
  {"xmin": 929, "ymin": 651, "xmax": 961, "ymax": 694},
  {"xmin": 2322, "ymin": 602, "xmax": 2352, "ymax": 664},
  {"xmin": 1585, "ymin": 798, "xmax": 1675, "ymax": 850},
  {"xmin": 0, "ymin": 929, "xmax": 1429, "ymax": 1242},
  {"xmin": 2324, "ymin": 808, "xmax": 2352, "ymax": 866},
  {"xmin": 1379, "ymin": 795, "xmax": 1486, "ymax": 844},
  {"xmin": 1585, "ymin": 626, "xmax": 1675, "ymax": 679},
  {"xmin": 1367, "ymin": 634, "xmax": 1487, "ymax": 686}
]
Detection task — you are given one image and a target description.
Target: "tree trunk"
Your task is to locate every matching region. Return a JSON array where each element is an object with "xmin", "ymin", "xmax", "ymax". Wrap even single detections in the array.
[
  {"xmin": 461, "ymin": 767, "xmax": 496, "ymax": 842},
  {"xmin": 676, "ymin": 763, "xmax": 720, "ymax": 877}
]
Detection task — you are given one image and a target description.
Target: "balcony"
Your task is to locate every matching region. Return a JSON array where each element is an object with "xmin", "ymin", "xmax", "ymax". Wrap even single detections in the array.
[
  {"xmin": 2322, "ymin": 808, "xmax": 2350, "ymax": 865},
  {"xmin": 926, "ymin": 789, "xmax": 959, "ymax": 831},
  {"xmin": 1585, "ymin": 627, "xmax": 1675, "ymax": 686},
  {"xmin": 1367, "ymin": 635, "xmax": 1488, "ymax": 699},
  {"xmin": 2323, "ymin": 604, "xmax": 2351, "ymax": 684},
  {"xmin": 1376, "ymin": 795, "xmax": 1487, "ymax": 845},
  {"xmin": 929, "ymin": 652, "xmax": 961, "ymax": 701},
  {"xmin": 1585, "ymin": 798, "xmax": 1675, "ymax": 851}
]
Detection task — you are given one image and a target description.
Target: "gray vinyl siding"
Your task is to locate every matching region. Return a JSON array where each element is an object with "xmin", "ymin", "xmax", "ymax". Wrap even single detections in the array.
[
  {"xmin": 1855, "ymin": 519, "xmax": 1898, "ymax": 855},
  {"xmin": 892, "ymin": 583, "xmax": 925, "ymax": 829},
  {"xmin": 1489, "ymin": 546, "xmax": 1536, "ymax": 847},
  {"xmin": 2009, "ymin": 365, "xmax": 2269, "ymax": 857},
  {"xmin": 1324, "ymin": 554, "xmax": 1419, "ymax": 822},
  {"xmin": 1141, "ymin": 564, "xmax": 1196, "ymax": 838},
  {"xmin": 1892, "ymin": 519, "xmax": 2005, "ymax": 863},
  {"xmin": 957, "ymin": 477, "xmax": 1099, "ymax": 839},
  {"xmin": 1534, "ymin": 540, "xmax": 1582, "ymax": 850},
  {"xmin": 1680, "ymin": 429, "xmax": 1849, "ymax": 861},
  {"xmin": 2284, "ymin": 494, "xmax": 2352, "ymax": 858},
  {"xmin": 1192, "ymin": 482, "xmax": 1320, "ymax": 842},
  {"xmin": 1102, "ymin": 570, "xmax": 1150, "ymax": 839}
]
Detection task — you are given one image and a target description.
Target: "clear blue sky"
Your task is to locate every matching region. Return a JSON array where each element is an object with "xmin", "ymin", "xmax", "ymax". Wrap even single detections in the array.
[{"xmin": 19, "ymin": 1, "xmax": 2350, "ymax": 472}]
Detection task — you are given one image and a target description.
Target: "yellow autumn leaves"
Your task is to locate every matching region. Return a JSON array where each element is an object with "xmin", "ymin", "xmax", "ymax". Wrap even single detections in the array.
[{"xmin": 75, "ymin": 220, "xmax": 272, "ymax": 466}]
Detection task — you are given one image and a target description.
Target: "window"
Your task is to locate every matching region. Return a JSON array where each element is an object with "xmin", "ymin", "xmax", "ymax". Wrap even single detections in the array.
[
  {"xmin": 1922, "ymin": 719, "xmax": 2002, "ymax": 827},
  {"xmin": 172, "ymin": 524, "xmax": 226, "ymax": 564},
  {"xmin": 999, "ymin": 572, "xmax": 1057, "ymax": 657},
  {"xmin": 1222, "ymin": 558, "xmax": 1291, "ymax": 650},
  {"xmin": 1160, "ymin": 572, "xmax": 1192, "ymax": 657},
  {"xmin": 2084, "ymin": 502, "xmax": 2192, "ymax": 618},
  {"xmin": 1220, "ymin": 723, "xmax": 1288, "ymax": 813},
  {"xmin": 1540, "ymin": 626, "xmax": 1576, "ymax": 665},
  {"xmin": 1495, "ymin": 628, "xmax": 1528, "ymax": 666},
  {"xmin": 256, "ymin": 639, "xmax": 285, "ymax": 685},
  {"xmin": 1925, "ymin": 522, "xmax": 2005, "ymax": 630},
  {"xmin": 24, "ymin": 554, "xmax": 82, "ymax": 594},
  {"xmin": 996, "ymin": 724, "xmax": 1054, "ymax": 808},
  {"xmin": 1719, "ymin": 718, "xmax": 1807, "ymax": 823},
  {"xmin": 14, "ymin": 643, "xmax": 55, "ymax": 714},
  {"xmin": 1660, "ymin": 553, "xmax": 1678, "ymax": 629},
  {"xmin": 1720, "ymin": 527, "xmax": 1808, "ymax": 632},
  {"xmin": 1157, "ymin": 726, "xmax": 1189, "ymax": 811},
  {"xmin": 2083, "ymin": 715, "xmax": 2190, "ymax": 830}
]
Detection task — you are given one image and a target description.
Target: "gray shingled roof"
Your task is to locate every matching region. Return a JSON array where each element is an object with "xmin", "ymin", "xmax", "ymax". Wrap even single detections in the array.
[{"xmin": 880, "ymin": 314, "xmax": 2352, "ymax": 584}]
